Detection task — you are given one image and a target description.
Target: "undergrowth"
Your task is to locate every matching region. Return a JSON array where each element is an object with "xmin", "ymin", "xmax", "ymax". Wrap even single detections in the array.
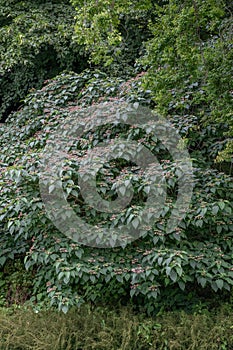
[{"xmin": 0, "ymin": 303, "xmax": 232, "ymax": 350}]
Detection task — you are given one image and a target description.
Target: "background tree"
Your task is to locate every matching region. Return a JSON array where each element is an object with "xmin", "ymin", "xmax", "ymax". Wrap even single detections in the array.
[
  {"xmin": 142, "ymin": 0, "xmax": 233, "ymax": 164},
  {"xmin": 0, "ymin": 0, "xmax": 87, "ymax": 121},
  {"xmin": 71, "ymin": 0, "xmax": 154, "ymax": 70},
  {"xmin": 71, "ymin": 0, "xmax": 232, "ymax": 164}
]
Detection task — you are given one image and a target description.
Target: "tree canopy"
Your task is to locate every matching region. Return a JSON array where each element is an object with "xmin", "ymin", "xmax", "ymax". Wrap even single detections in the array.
[{"xmin": 0, "ymin": 0, "xmax": 87, "ymax": 120}]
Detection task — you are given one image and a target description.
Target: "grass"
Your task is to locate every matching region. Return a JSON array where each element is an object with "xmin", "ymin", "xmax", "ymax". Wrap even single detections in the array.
[{"xmin": 0, "ymin": 303, "xmax": 232, "ymax": 349}]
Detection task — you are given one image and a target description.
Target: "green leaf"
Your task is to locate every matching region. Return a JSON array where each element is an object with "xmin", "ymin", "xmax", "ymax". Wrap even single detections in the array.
[
  {"xmin": 199, "ymin": 277, "xmax": 207, "ymax": 288},
  {"xmin": 61, "ymin": 305, "xmax": 69, "ymax": 314},
  {"xmin": 90, "ymin": 275, "xmax": 96, "ymax": 283},
  {"xmin": 49, "ymin": 184, "xmax": 55, "ymax": 193},
  {"xmin": 132, "ymin": 217, "xmax": 140, "ymax": 229},
  {"xmin": 178, "ymin": 281, "xmax": 185, "ymax": 291},
  {"xmin": 130, "ymin": 288, "xmax": 136, "ymax": 297},
  {"xmin": 0, "ymin": 256, "xmax": 6, "ymax": 266},
  {"xmin": 215, "ymin": 279, "xmax": 224, "ymax": 290},
  {"xmin": 212, "ymin": 206, "xmax": 219, "ymax": 215},
  {"xmin": 218, "ymin": 201, "xmax": 225, "ymax": 210},
  {"xmin": 170, "ymin": 270, "xmax": 177, "ymax": 283}
]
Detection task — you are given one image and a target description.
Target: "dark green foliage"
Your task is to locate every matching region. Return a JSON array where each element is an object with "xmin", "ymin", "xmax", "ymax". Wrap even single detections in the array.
[
  {"xmin": 0, "ymin": 69, "xmax": 232, "ymax": 313},
  {"xmin": 0, "ymin": 260, "xmax": 33, "ymax": 307},
  {"xmin": 0, "ymin": 0, "xmax": 87, "ymax": 121}
]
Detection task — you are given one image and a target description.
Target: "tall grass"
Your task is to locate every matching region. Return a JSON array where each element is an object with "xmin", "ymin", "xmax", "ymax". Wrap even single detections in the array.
[{"xmin": 0, "ymin": 304, "xmax": 232, "ymax": 350}]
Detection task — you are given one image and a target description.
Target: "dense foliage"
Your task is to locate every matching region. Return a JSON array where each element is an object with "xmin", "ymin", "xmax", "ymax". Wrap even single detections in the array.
[
  {"xmin": 0, "ymin": 69, "xmax": 232, "ymax": 314},
  {"xmin": 142, "ymin": 0, "xmax": 233, "ymax": 163},
  {"xmin": 71, "ymin": 0, "xmax": 232, "ymax": 163},
  {"xmin": 71, "ymin": 0, "xmax": 154, "ymax": 68},
  {"xmin": 0, "ymin": 0, "xmax": 232, "ymax": 317},
  {"xmin": 0, "ymin": 0, "xmax": 87, "ymax": 121}
]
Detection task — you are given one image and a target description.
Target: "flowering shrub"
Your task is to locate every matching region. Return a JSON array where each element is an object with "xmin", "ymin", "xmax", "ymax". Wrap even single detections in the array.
[{"xmin": 0, "ymin": 69, "xmax": 232, "ymax": 313}]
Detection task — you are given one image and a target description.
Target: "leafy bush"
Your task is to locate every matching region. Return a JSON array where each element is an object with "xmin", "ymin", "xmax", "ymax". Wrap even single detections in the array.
[{"xmin": 0, "ymin": 68, "xmax": 232, "ymax": 313}]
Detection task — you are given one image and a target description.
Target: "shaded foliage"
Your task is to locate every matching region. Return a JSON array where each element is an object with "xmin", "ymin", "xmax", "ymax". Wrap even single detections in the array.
[{"xmin": 0, "ymin": 0, "xmax": 87, "ymax": 121}]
